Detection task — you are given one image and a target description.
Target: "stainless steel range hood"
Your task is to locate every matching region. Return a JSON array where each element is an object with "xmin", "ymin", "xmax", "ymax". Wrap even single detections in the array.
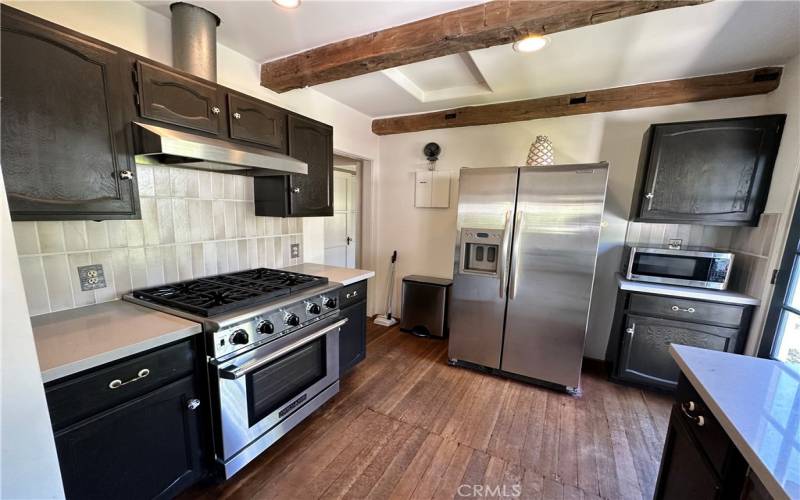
[{"xmin": 133, "ymin": 122, "xmax": 307, "ymax": 176}]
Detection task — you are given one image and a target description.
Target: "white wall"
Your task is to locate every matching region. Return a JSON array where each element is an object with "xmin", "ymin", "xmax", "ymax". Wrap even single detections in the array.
[
  {"xmin": 1, "ymin": 169, "xmax": 65, "ymax": 499},
  {"xmin": 376, "ymin": 95, "xmax": 777, "ymax": 359},
  {"xmin": 5, "ymin": 0, "xmax": 380, "ymax": 266}
]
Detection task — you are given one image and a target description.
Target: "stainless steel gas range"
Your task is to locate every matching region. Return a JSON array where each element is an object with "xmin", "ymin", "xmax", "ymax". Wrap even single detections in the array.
[{"xmin": 124, "ymin": 268, "xmax": 345, "ymax": 478}]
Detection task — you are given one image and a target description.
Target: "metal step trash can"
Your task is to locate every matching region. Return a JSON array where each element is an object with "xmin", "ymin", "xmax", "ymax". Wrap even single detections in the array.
[{"xmin": 400, "ymin": 275, "xmax": 452, "ymax": 338}]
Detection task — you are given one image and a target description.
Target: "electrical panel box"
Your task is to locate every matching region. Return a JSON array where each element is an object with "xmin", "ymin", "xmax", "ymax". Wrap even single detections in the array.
[{"xmin": 415, "ymin": 170, "xmax": 450, "ymax": 208}]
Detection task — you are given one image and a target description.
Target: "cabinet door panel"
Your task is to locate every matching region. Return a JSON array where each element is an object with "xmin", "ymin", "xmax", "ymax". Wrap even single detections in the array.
[
  {"xmin": 136, "ymin": 60, "xmax": 221, "ymax": 134},
  {"xmin": 1, "ymin": 8, "xmax": 138, "ymax": 219},
  {"xmin": 227, "ymin": 93, "xmax": 286, "ymax": 150},
  {"xmin": 638, "ymin": 115, "xmax": 784, "ymax": 225},
  {"xmin": 655, "ymin": 410, "xmax": 721, "ymax": 500},
  {"xmin": 618, "ymin": 314, "xmax": 737, "ymax": 389},
  {"xmin": 54, "ymin": 376, "xmax": 203, "ymax": 500},
  {"xmin": 339, "ymin": 299, "xmax": 366, "ymax": 375},
  {"xmin": 288, "ymin": 115, "xmax": 333, "ymax": 217}
]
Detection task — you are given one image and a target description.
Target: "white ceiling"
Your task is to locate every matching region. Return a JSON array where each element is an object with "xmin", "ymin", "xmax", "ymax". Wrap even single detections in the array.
[
  {"xmin": 137, "ymin": 0, "xmax": 482, "ymax": 61},
  {"xmin": 139, "ymin": 0, "xmax": 800, "ymax": 118}
]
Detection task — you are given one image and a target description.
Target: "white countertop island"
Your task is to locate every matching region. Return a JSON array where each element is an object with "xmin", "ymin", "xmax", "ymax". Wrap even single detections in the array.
[
  {"xmin": 283, "ymin": 263, "xmax": 374, "ymax": 286},
  {"xmin": 618, "ymin": 274, "xmax": 760, "ymax": 306},
  {"xmin": 671, "ymin": 345, "xmax": 800, "ymax": 499}
]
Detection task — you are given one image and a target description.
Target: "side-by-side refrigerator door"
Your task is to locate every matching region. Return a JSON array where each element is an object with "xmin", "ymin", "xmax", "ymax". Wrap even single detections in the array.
[
  {"xmin": 448, "ymin": 167, "xmax": 519, "ymax": 369},
  {"xmin": 500, "ymin": 164, "xmax": 608, "ymax": 388}
]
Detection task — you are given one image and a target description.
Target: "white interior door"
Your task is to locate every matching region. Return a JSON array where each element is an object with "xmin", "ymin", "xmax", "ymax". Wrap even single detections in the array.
[{"xmin": 324, "ymin": 170, "xmax": 359, "ymax": 268}]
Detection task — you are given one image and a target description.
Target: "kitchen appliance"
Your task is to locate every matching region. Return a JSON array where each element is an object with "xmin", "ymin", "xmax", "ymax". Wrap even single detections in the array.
[
  {"xmin": 400, "ymin": 275, "xmax": 452, "ymax": 338},
  {"xmin": 625, "ymin": 246, "xmax": 734, "ymax": 290},
  {"xmin": 130, "ymin": 3, "xmax": 307, "ymax": 178},
  {"xmin": 124, "ymin": 268, "xmax": 344, "ymax": 478},
  {"xmin": 448, "ymin": 164, "xmax": 609, "ymax": 390}
]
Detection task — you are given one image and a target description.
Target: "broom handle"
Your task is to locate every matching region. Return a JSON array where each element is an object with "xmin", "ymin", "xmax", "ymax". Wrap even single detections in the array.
[{"xmin": 385, "ymin": 251, "xmax": 397, "ymax": 317}]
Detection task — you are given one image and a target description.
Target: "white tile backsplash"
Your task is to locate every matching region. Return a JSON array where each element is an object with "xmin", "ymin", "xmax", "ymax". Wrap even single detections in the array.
[
  {"xmin": 37, "ymin": 221, "xmax": 66, "ymax": 253},
  {"xmin": 14, "ymin": 165, "xmax": 303, "ymax": 316}
]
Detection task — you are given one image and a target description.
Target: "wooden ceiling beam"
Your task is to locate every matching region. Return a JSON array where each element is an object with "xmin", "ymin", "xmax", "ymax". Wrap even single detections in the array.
[
  {"xmin": 260, "ymin": 0, "xmax": 709, "ymax": 93},
  {"xmin": 371, "ymin": 67, "xmax": 783, "ymax": 135}
]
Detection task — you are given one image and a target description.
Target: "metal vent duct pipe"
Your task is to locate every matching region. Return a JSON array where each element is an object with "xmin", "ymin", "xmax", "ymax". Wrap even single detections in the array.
[{"xmin": 170, "ymin": 2, "xmax": 220, "ymax": 82}]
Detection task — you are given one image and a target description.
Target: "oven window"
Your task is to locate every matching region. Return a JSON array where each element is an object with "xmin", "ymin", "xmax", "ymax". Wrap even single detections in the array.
[
  {"xmin": 632, "ymin": 254, "xmax": 711, "ymax": 280},
  {"xmin": 246, "ymin": 338, "xmax": 326, "ymax": 426}
]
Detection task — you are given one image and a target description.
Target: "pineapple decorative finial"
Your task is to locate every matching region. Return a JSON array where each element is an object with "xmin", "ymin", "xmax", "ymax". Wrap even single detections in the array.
[{"xmin": 526, "ymin": 135, "xmax": 555, "ymax": 166}]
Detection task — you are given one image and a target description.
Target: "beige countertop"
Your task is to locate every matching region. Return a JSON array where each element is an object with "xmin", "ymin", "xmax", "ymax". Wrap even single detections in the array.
[
  {"xmin": 32, "ymin": 300, "xmax": 202, "ymax": 383},
  {"xmin": 283, "ymin": 263, "xmax": 374, "ymax": 286}
]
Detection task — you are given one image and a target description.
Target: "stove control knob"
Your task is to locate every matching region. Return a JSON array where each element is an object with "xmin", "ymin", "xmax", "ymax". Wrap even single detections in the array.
[
  {"xmin": 323, "ymin": 297, "xmax": 337, "ymax": 309},
  {"xmin": 307, "ymin": 302, "xmax": 321, "ymax": 315},
  {"xmin": 257, "ymin": 321, "xmax": 274, "ymax": 335},
  {"xmin": 229, "ymin": 329, "xmax": 249, "ymax": 345},
  {"xmin": 285, "ymin": 313, "xmax": 300, "ymax": 327}
]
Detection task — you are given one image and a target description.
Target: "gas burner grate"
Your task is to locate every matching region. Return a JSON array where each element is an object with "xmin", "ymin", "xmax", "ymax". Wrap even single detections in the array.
[{"xmin": 131, "ymin": 268, "xmax": 328, "ymax": 316}]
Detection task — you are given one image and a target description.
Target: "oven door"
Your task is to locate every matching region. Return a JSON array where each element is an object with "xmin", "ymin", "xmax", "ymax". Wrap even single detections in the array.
[{"xmin": 215, "ymin": 316, "xmax": 345, "ymax": 461}]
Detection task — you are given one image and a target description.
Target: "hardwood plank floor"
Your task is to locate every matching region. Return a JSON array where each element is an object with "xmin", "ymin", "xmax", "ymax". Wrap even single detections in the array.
[{"xmin": 183, "ymin": 322, "xmax": 672, "ymax": 500}]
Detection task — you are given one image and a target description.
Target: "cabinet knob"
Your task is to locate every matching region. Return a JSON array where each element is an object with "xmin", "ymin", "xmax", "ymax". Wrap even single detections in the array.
[
  {"xmin": 233, "ymin": 112, "xmax": 242, "ymax": 120},
  {"xmin": 644, "ymin": 192, "xmax": 654, "ymax": 199},
  {"xmin": 187, "ymin": 398, "xmax": 201, "ymax": 411},
  {"xmin": 291, "ymin": 187, "xmax": 301, "ymax": 194},
  {"xmin": 211, "ymin": 106, "xmax": 221, "ymax": 115},
  {"xmin": 625, "ymin": 326, "xmax": 635, "ymax": 335},
  {"xmin": 119, "ymin": 170, "xmax": 134, "ymax": 180}
]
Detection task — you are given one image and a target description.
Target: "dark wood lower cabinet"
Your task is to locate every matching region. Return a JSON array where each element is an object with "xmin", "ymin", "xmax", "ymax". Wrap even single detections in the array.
[
  {"xmin": 46, "ymin": 338, "xmax": 208, "ymax": 499},
  {"xmin": 55, "ymin": 376, "xmax": 204, "ymax": 500},
  {"xmin": 654, "ymin": 375, "xmax": 748, "ymax": 499},
  {"xmin": 338, "ymin": 280, "xmax": 368, "ymax": 375},
  {"xmin": 607, "ymin": 290, "xmax": 751, "ymax": 391}
]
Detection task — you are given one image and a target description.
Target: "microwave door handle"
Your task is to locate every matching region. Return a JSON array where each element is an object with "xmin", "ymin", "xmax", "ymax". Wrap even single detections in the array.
[
  {"xmin": 509, "ymin": 211, "xmax": 524, "ymax": 300},
  {"xmin": 219, "ymin": 318, "xmax": 347, "ymax": 380},
  {"xmin": 499, "ymin": 209, "xmax": 512, "ymax": 299}
]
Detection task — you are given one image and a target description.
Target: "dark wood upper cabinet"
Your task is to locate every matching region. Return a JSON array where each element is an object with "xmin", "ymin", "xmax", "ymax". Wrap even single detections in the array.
[
  {"xmin": 254, "ymin": 114, "xmax": 333, "ymax": 217},
  {"xmin": 135, "ymin": 60, "xmax": 222, "ymax": 135},
  {"xmin": 1, "ymin": 6, "xmax": 139, "ymax": 220},
  {"xmin": 288, "ymin": 115, "xmax": 334, "ymax": 216},
  {"xmin": 631, "ymin": 115, "xmax": 785, "ymax": 226},
  {"xmin": 227, "ymin": 92, "xmax": 287, "ymax": 151}
]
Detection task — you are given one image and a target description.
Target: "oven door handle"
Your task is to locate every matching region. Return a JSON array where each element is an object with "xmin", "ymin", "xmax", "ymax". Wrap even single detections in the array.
[{"xmin": 219, "ymin": 318, "xmax": 348, "ymax": 380}]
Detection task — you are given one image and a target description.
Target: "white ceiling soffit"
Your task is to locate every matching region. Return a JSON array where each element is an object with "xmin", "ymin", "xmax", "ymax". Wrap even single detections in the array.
[
  {"xmin": 381, "ymin": 53, "xmax": 493, "ymax": 103},
  {"xmin": 313, "ymin": 0, "xmax": 800, "ymax": 118}
]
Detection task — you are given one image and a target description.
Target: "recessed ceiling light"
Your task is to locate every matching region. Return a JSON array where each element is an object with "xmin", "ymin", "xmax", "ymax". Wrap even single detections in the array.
[
  {"xmin": 512, "ymin": 35, "xmax": 549, "ymax": 53},
  {"xmin": 273, "ymin": 0, "xmax": 300, "ymax": 8}
]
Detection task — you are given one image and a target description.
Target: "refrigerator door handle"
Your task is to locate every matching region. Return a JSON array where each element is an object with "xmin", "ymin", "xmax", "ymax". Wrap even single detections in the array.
[
  {"xmin": 499, "ymin": 209, "xmax": 512, "ymax": 298},
  {"xmin": 509, "ymin": 210, "xmax": 524, "ymax": 300}
]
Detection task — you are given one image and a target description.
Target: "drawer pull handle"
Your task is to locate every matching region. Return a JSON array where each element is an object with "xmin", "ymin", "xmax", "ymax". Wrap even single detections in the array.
[
  {"xmin": 108, "ymin": 368, "xmax": 150, "ymax": 389},
  {"xmin": 187, "ymin": 398, "xmax": 201, "ymax": 411},
  {"xmin": 681, "ymin": 401, "xmax": 705, "ymax": 427},
  {"xmin": 672, "ymin": 305, "xmax": 695, "ymax": 313},
  {"xmin": 346, "ymin": 290, "xmax": 359, "ymax": 299}
]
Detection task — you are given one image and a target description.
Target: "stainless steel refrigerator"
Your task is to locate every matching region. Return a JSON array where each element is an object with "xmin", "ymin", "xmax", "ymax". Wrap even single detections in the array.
[{"xmin": 448, "ymin": 163, "xmax": 609, "ymax": 390}]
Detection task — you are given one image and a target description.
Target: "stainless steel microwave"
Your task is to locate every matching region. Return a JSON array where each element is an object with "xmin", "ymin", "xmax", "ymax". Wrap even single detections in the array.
[{"xmin": 626, "ymin": 247, "xmax": 734, "ymax": 290}]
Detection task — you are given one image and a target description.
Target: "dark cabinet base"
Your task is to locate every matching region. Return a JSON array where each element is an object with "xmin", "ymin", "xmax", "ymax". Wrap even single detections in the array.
[
  {"xmin": 338, "ymin": 280, "xmax": 368, "ymax": 375},
  {"xmin": 55, "ymin": 375, "xmax": 204, "ymax": 500},
  {"xmin": 606, "ymin": 290, "xmax": 752, "ymax": 392}
]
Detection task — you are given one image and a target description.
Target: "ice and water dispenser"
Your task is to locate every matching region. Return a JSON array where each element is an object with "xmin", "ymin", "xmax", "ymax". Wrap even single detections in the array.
[{"xmin": 459, "ymin": 228, "xmax": 503, "ymax": 275}]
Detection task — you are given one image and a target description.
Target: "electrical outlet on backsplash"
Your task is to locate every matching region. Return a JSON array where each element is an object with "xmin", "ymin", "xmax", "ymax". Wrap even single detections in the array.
[{"xmin": 12, "ymin": 165, "xmax": 305, "ymax": 316}]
